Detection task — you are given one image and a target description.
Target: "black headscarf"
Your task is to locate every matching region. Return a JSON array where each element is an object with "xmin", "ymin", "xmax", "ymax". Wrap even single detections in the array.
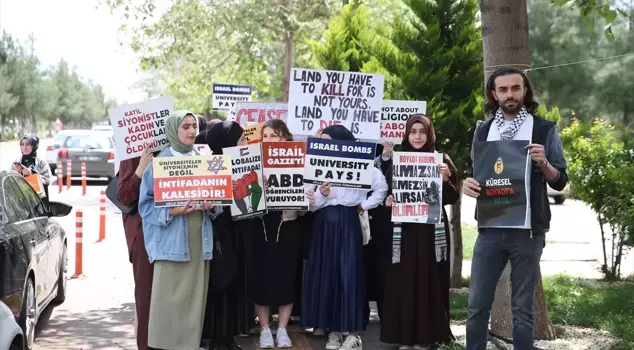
[
  {"xmin": 194, "ymin": 130, "xmax": 208, "ymax": 145},
  {"xmin": 321, "ymin": 125, "xmax": 356, "ymax": 141},
  {"xmin": 20, "ymin": 135, "xmax": 39, "ymax": 168},
  {"xmin": 197, "ymin": 115, "xmax": 208, "ymax": 132},
  {"xmin": 205, "ymin": 120, "xmax": 244, "ymax": 155}
]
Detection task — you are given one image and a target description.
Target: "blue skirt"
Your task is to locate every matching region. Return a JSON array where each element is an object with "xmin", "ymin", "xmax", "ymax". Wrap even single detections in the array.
[{"xmin": 300, "ymin": 205, "xmax": 366, "ymax": 332}]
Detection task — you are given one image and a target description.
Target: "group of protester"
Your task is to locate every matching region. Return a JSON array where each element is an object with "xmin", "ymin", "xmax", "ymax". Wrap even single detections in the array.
[{"xmin": 114, "ymin": 66, "xmax": 567, "ymax": 350}]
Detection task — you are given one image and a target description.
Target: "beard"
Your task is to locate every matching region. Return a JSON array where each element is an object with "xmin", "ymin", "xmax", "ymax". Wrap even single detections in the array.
[{"xmin": 499, "ymin": 98, "xmax": 523, "ymax": 114}]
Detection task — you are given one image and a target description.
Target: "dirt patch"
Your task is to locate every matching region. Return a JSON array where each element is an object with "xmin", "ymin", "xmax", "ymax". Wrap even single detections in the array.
[{"xmin": 450, "ymin": 324, "xmax": 616, "ymax": 350}]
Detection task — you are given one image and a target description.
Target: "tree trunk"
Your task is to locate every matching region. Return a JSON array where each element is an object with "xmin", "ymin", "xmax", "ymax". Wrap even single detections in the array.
[
  {"xmin": 490, "ymin": 265, "xmax": 556, "ymax": 340},
  {"xmin": 281, "ymin": 30, "xmax": 295, "ymax": 103},
  {"xmin": 480, "ymin": 0, "xmax": 555, "ymax": 341},
  {"xmin": 450, "ymin": 181, "xmax": 464, "ymax": 288}
]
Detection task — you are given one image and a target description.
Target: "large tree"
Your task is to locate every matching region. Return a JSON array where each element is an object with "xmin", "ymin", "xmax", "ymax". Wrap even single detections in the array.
[
  {"xmin": 105, "ymin": 0, "xmax": 336, "ymax": 110},
  {"xmin": 480, "ymin": 0, "xmax": 555, "ymax": 341},
  {"xmin": 369, "ymin": 0, "xmax": 483, "ymax": 286}
]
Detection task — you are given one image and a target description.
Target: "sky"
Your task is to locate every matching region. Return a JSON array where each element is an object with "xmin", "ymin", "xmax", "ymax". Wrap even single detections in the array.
[{"xmin": 0, "ymin": 0, "xmax": 148, "ymax": 103}]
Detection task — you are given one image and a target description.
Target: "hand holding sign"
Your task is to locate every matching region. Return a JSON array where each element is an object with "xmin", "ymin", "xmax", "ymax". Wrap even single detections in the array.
[
  {"xmin": 463, "ymin": 178, "xmax": 481, "ymax": 198},
  {"xmin": 305, "ymin": 188, "xmax": 315, "ymax": 204},
  {"xmin": 385, "ymin": 194, "xmax": 395, "ymax": 207},
  {"xmin": 169, "ymin": 199, "xmax": 196, "ymax": 216},
  {"xmin": 319, "ymin": 182, "xmax": 332, "ymax": 197},
  {"xmin": 136, "ymin": 145, "xmax": 155, "ymax": 177},
  {"xmin": 382, "ymin": 141, "xmax": 395, "ymax": 158},
  {"xmin": 201, "ymin": 200, "xmax": 215, "ymax": 211},
  {"xmin": 525, "ymin": 143, "xmax": 546, "ymax": 164},
  {"xmin": 439, "ymin": 163, "xmax": 450, "ymax": 181}
]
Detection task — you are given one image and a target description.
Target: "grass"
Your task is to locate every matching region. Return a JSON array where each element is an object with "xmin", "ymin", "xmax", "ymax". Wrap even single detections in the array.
[
  {"xmin": 461, "ymin": 223, "xmax": 478, "ymax": 260},
  {"xmin": 449, "ymin": 275, "xmax": 634, "ymax": 349}
]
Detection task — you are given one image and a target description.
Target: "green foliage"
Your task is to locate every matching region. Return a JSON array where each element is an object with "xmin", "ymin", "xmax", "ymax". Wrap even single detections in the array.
[
  {"xmin": 530, "ymin": 0, "xmax": 634, "ymax": 128},
  {"xmin": 561, "ymin": 117, "xmax": 634, "ymax": 280},
  {"xmin": 368, "ymin": 0, "xmax": 483, "ymax": 177},
  {"xmin": 0, "ymin": 32, "xmax": 111, "ymax": 138},
  {"xmin": 107, "ymin": 0, "xmax": 336, "ymax": 111},
  {"xmin": 549, "ymin": 0, "xmax": 629, "ymax": 40},
  {"xmin": 543, "ymin": 275, "xmax": 634, "ymax": 349}
]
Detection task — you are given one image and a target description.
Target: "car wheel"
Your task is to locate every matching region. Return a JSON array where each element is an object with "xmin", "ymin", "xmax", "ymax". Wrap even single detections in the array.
[
  {"xmin": 19, "ymin": 278, "xmax": 36, "ymax": 350},
  {"xmin": 54, "ymin": 246, "xmax": 67, "ymax": 304},
  {"xmin": 554, "ymin": 195, "xmax": 565, "ymax": 204}
]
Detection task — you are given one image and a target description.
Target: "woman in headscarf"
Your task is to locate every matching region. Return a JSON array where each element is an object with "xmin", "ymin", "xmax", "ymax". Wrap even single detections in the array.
[
  {"xmin": 302, "ymin": 125, "xmax": 388, "ymax": 350},
  {"xmin": 138, "ymin": 110, "xmax": 221, "ymax": 350},
  {"xmin": 12, "ymin": 135, "xmax": 52, "ymax": 199},
  {"xmin": 201, "ymin": 120, "xmax": 254, "ymax": 350},
  {"xmin": 379, "ymin": 114, "xmax": 459, "ymax": 350}
]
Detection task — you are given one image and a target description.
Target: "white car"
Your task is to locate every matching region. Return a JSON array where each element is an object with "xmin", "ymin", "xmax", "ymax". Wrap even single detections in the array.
[
  {"xmin": 45, "ymin": 130, "xmax": 88, "ymax": 174},
  {"xmin": 547, "ymin": 184, "xmax": 570, "ymax": 204},
  {"xmin": 0, "ymin": 301, "xmax": 23, "ymax": 350}
]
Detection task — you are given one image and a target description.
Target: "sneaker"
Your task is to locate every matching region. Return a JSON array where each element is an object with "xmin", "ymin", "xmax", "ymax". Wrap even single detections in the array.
[
  {"xmin": 259, "ymin": 326, "xmax": 275, "ymax": 349},
  {"xmin": 339, "ymin": 335, "xmax": 362, "ymax": 350},
  {"xmin": 276, "ymin": 327, "xmax": 292, "ymax": 348},
  {"xmin": 313, "ymin": 328, "xmax": 326, "ymax": 336},
  {"xmin": 325, "ymin": 332, "xmax": 343, "ymax": 350}
]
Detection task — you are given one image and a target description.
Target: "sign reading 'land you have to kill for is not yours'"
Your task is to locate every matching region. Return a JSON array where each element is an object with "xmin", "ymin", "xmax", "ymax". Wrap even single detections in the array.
[{"xmin": 287, "ymin": 68, "xmax": 385, "ymax": 140}]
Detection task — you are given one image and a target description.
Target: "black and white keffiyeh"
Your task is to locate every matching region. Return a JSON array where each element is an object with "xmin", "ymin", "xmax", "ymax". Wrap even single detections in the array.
[{"xmin": 494, "ymin": 105, "xmax": 530, "ymax": 140}]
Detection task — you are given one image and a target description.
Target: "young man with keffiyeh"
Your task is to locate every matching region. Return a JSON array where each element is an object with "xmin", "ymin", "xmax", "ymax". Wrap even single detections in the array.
[{"xmin": 462, "ymin": 67, "xmax": 568, "ymax": 350}]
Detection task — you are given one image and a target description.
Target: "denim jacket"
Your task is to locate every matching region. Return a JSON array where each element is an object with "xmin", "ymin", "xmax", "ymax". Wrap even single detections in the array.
[{"xmin": 139, "ymin": 147, "xmax": 221, "ymax": 263}]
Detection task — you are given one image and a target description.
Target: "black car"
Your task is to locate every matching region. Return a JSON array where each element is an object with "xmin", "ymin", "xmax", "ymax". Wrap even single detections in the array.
[{"xmin": 0, "ymin": 170, "xmax": 71, "ymax": 350}]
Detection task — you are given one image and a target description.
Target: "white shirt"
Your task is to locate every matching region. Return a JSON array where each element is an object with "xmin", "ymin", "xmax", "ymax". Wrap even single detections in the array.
[
  {"xmin": 310, "ymin": 167, "xmax": 388, "ymax": 212},
  {"xmin": 487, "ymin": 114, "xmax": 533, "ymax": 229}
]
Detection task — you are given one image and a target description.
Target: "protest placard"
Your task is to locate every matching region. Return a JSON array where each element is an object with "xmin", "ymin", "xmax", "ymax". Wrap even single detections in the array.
[
  {"xmin": 244, "ymin": 124, "xmax": 262, "ymax": 144},
  {"xmin": 380, "ymin": 100, "xmax": 427, "ymax": 144},
  {"xmin": 473, "ymin": 140, "xmax": 531, "ymax": 228},
  {"xmin": 212, "ymin": 83, "xmax": 253, "ymax": 111},
  {"xmin": 222, "ymin": 144, "xmax": 267, "ymax": 220},
  {"xmin": 194, "ymin": 144, "xmax": 213, "ymax": 155},
  {"xmin": 261, "ymin": 141, "xmax": 308, "ymax": 210},
  {"xmin": 287, "ymin": 68, "xmax": 385, "ymax": 140},
  {"xmin": 391, "ymin": 152, "xmax": 443, "ymax": 224},
  {"xmin": 108, "ymin": 96, "xmax": 173, "ymax": 161},
  {"xmin": 304, "ymin": 137, "xmax": 375, "ymax": 189},
  {"xmin": 152, "ymin": 155, "xmax": 233, "ymax": 208},
  {"xmin": 227, "ymin": 102, "xmax": 287, "ymax": 125}
]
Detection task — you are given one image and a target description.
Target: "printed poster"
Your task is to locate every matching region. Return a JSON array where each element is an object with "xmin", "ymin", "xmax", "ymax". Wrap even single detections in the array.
[
  {"xmin": 304, "ymin": 137, "xmax": 376, "ymax": 189},
  {"xmin": 152, "ymin": 155, "xmax": 233, "ymax": 208},
  {"xmin": 194, "ymin": 144, "xmax": 213, "ymax": 155},
  {"xmin": 108, "ymin": 96, "xmax": 173, "ymax": 161},
  {"xmin": 223, "ymin": 144, "xmax": 267, "ymax": 220},
  {"xmin": 244, "ymin": 124, "xmax": 262, "ymax": 144},
  {"xmin": 391, "ymin": 152, "xmax": 443, "ymax": 224},
  {"xmin": 473, "ymin": 140, "xmax": 531, "ymax": 228},
  {"xmin": 212, "ymin": 83, "xmax": 253, "ymax": 111},
  {"xmin": 287, "ymin": 68, "xmax": 385, "ymax": 140},
  {"xmin": 228, "ymin": 102, "xmax": 287, "ymax": 126},
  {"xmin": 261, "ymin": 141, "xmax": 308, "ymax": 210},
  {"xmin": 380, "ymin": 100, "xmax": 427, "ymax": 144}
]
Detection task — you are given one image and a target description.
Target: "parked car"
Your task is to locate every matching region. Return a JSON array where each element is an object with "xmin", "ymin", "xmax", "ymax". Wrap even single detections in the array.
[
  {"xmin": 91, "ymin": 125, "xmax": 113, "ymax": 132},
  {"xmin": 45, "ymin": 130, "xmax": 88, "ymax": 174},
  {"xmin": 0, "ymin": 300, "xmax": 23, "ymax": 350},
  {"xmin": 56, "ymin": 130, "xmax": 116, "ymax": 181},
  {"xmin": 548, "ymin": 183, "xmax": 570, "ymax": 204},
  {"xmin": 0, "ymin": 170, "xmax": 71, "ymax": 350}
]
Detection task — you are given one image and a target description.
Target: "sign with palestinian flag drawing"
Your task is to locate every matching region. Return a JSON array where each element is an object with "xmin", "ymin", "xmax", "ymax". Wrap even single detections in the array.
[
  {"xmin": 473, "ymin": 140, "xmax": 531, "ymax": 229},
  {"xmin": 223, "ymin": 144, "xmax": 267, "ymax": 220}
]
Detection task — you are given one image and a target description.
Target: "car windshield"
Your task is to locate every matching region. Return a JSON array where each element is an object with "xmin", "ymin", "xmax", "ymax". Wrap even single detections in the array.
[{"xmin": 64, "ymin": 134, "xmax": 112, "ymax": 149}]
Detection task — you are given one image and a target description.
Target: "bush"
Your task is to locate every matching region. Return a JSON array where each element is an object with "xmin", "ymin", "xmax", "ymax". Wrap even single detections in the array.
[{"xmin": 561, "ymin": 117, "xmax": 634, "ymax": 280}]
